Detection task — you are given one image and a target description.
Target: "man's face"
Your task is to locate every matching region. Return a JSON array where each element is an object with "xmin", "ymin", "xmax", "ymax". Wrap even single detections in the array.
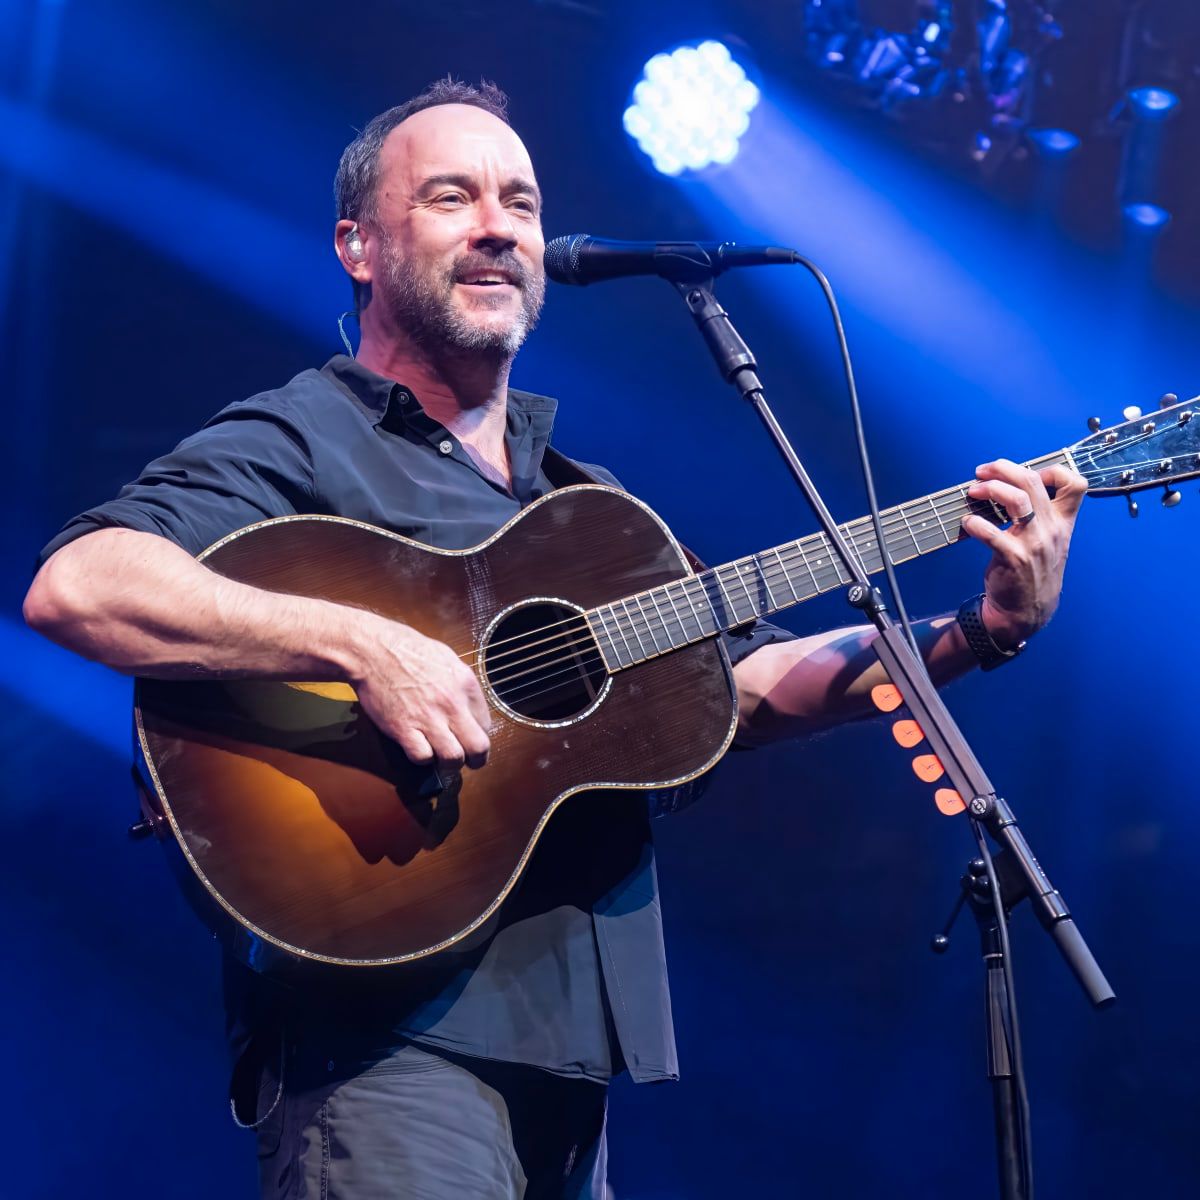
[{"xmin": 368, "ymin": 104, "xmax": 546, "ymax": 358}]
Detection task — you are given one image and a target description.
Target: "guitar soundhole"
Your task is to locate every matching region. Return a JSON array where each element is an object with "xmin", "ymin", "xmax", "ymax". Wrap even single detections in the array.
[{"xmin": 483, "ymin": 601, "xmax": 608, "ymax": 723}]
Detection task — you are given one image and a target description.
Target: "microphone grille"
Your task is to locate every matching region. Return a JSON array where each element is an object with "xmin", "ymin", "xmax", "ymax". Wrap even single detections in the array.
[{"xmin": 543, "ymin": 234, "xmax": 588, "ymax": 285}]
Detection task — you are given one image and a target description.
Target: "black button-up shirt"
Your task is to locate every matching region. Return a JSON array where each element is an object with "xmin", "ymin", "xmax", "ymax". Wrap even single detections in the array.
[{"xmin": 38, "ymin": 355, "xmax": 790, "ymax": 1085}]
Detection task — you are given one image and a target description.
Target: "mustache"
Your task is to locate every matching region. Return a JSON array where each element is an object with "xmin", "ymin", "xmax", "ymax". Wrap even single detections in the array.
[{"xmin": 450, "ymin": 252, "xmax": 537, "ymax": 289}]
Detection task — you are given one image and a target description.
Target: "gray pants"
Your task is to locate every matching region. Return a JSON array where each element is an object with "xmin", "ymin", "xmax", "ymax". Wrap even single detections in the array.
[{"xmin": 253, "ymin": 1038, "xmax": 608, "ymax": 1199}]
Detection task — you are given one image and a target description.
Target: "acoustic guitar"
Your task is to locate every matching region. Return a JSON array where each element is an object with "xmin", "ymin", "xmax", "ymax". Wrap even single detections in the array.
[{"xmin": 133, "ymin": 397, "xmax": 1200, "ymax": 974}]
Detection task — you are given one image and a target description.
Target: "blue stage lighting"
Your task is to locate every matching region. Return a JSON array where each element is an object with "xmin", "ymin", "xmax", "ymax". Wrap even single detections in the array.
[
  {"xmin": 1122, "ymin": 202, "xmax": 1171, "ymax": 230},
  {"xmin": 970, "ymin": 132, "xmax": 993, "ymax": 163},
  {"xmin": 1128, "ymin": 86, "xmax": 1180, "ymax": 120},
  {"xmin": 623, "ymin": 41, "xmax": 760, "ymax": 177},
  {"xmin": 1026, "ymin": 128, "xmax": 1080, "ymax": 157}
]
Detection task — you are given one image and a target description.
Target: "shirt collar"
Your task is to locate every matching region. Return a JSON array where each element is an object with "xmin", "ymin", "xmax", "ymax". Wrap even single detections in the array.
[
  {"xmin": 321, "ymin": 353, "xmax": 397, "ymax": 421},
  {"xmin": 319, "ymin": 354, "xmax": 559, "ymax": 439}
]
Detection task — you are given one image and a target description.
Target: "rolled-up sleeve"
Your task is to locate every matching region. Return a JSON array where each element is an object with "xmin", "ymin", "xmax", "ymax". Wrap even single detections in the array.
[
  {"xmin": 722, "ymin": 616, "xmax": 796, "ymax": 667},
  {"xmin": 36, "ymin": 405, "xmax": 316, "ymax": 569}
]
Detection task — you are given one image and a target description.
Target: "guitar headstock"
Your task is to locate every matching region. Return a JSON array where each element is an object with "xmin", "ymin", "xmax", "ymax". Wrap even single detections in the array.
[{"xmin": 1071, "ymin": 393, "xmax": 1200, "ymax": 512}]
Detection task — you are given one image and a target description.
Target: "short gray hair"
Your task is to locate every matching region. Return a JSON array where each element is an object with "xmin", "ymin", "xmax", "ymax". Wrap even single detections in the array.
[{"xmin": 334, "ymin": 79, "xmax": 511, "ymax": 226}]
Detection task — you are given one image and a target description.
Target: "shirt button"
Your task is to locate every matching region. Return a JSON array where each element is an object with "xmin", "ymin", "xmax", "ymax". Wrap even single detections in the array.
[{"xmin": 438, "ymin": 439, "xmax": 453, "ymax": 455}]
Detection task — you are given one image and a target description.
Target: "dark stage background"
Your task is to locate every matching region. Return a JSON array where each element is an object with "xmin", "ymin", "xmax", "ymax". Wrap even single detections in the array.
[{"xmin": 3, "ymin": 1, "xmax": 1198, "ymax": 1196}]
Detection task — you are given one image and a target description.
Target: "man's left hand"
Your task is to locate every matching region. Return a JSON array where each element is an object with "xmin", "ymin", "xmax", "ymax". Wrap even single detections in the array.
[{"xmin": 962, "ymin": 459, "xmax": 1089, "ymax": 646}]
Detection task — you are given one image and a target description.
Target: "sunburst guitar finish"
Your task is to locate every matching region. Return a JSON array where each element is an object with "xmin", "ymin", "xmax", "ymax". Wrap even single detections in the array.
[{"xmin": 135, "ymin": 485, "xmax": 738, "ymax": 974}]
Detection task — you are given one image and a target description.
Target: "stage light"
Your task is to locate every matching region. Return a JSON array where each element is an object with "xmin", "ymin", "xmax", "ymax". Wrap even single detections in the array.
[
  {"xmin": 623, "ymin": 41, "xmax": 760, "ymax": 177},
  {"xmin": 970, "ymin": 132, "xmax": 993, "ymax": 163},
  {"xmin": 800, "ymin": 1, "xmax": 1063, "ymax": 169},
  {"xmin": 1128, "ymin": 86, "xmax": 1180, "ymax": 121},
  {"xmin": 1117, "ymin": 88, "xmax": 1178, "ymax": 221},
  {"xmin": 1122, "ymin": 202, "xmax": 1171, "ymax": 231},
  {"xmin": 1026, "ymin": 128, "xmax": 1080, "ymax": 157}
]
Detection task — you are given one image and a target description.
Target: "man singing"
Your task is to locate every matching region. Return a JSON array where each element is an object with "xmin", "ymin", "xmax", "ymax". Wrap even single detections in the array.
[{"xmin": 23, "ymin": 79, "xmax": 1085, "ymax": 1198}]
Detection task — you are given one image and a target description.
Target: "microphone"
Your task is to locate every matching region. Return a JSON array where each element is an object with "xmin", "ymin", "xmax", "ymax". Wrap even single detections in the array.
[{"xmin": 544, "ymin": 234, "xmax": 797, "ymax": 287}]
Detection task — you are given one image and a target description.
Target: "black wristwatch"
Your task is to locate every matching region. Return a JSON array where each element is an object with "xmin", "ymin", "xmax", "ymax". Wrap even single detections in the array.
[{"xmin": 956, "ymin": 593, "xmax": 1026, "ymax": 671}]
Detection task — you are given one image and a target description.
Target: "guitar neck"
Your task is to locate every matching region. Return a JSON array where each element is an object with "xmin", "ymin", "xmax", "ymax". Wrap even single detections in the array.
[{"xmin": 589, "ymin": 449, "xmax": 1075, "ymax": 669}]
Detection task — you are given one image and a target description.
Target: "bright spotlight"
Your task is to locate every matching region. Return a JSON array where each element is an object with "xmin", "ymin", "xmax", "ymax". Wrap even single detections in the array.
[
  {"xmin": 1026, "ymin": 128, "xmax": 1080, "ymax": 157},
  {"xmin": 623, "ymin": 41, "xmax": 760, "ymax": 177},
  {"xmin": 1128, "ymin": 86, "xmax": 1180, "ymax": 121},
  {"xmin": 1122, "ymin": 202, "xmax": 1171, "ymax": 230}
]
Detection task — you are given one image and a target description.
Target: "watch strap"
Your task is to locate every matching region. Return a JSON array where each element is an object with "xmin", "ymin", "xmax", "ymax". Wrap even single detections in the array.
[{"xmin": 957, "ymin": 593, "xmax": 1026, "ymax": 671}]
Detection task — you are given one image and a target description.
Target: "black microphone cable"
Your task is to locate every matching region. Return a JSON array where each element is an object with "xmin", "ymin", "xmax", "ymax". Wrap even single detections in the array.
[{"xmin": 783, "ymin": 251, "xmax": 922, "ymax": 661}]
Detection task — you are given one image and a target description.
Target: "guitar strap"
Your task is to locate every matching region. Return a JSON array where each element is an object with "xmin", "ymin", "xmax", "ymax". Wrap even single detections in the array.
[{"xmin": 540, "ymin": 445, "xmax": 709, "ymax": 575}]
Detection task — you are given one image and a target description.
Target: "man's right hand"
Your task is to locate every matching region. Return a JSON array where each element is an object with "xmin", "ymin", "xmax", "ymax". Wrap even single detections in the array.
[
  {"xmin": 348, "ymin": 617, "xmax": 492, "ymax": 774},
  {"xmin": 24, "ymin": 529, "xmax": 492, "ymax": 778}
]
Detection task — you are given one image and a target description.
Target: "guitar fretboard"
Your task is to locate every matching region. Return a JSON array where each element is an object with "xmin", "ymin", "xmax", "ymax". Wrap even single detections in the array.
[{"xmin": 587, "ymin": 451, "xmax": 1073, "ymax": 669}]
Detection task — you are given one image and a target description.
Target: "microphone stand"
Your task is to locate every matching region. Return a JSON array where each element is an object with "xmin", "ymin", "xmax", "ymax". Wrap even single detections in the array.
[
  {"xmin": 671, "ymin": 271, "xmax": 1115, "ymax": 1200},
  {"xmin": 932, "ymin": 850, "xmax": 1034, "ymax": 1200}
]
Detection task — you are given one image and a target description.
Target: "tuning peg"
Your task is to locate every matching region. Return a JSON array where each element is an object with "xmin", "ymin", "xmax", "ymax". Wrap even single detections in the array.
[
  {"xmin": 1123, "ymin": 405, "xmax": 1143, "ymax": 420},
  {"xmin": 1160, "ymin": 392, "xmax": 1179, "ymax": 409},
  {"xmin": 1127, "ymin": 496, "xmax": 1140, "ymax": 518},
  {"xmin": 1087, "ymin": 416, "xmax": 1102, "ymax": 432},
  {"xmin": 1162, "ymin": 486, "xmax": 1182, "ymax": 507}
]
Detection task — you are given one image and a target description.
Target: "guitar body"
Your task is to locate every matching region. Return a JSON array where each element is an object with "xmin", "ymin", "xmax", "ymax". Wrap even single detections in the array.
[{"xmin": 135, "ymin": 485, "xmax": 738, "ymax": 974}]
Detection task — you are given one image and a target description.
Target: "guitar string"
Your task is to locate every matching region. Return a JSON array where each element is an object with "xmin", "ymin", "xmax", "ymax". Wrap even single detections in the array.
[
  {"xmin": 1067, "ymin": 451, "xmax": 1191, "ymax": 477},
  {"xmin": 484, "ymin": 458, "xmax": 1183, "ymax": 704},
  {"xmin": 474, "ymin": 451, "xmax": 1168, "ymax": 683},
  {"xmin": 476, "ymin": 485, "xmax": 1007, "ymax": 670},
  {"xmin": 476, "ymin": 438, "xmax": 1184, "ymax": 671},
  {"xmin": 479, "ymin": 480, "xmax": 1031, "ymax": 677},
  {"xmin": 1082, "ymin": 423, "xmax": 1191, "ymax": 464},
  {"xmin": 472, "ymin": 447, "xmax": 1090, "ymax": 669},
  {"xmin": 489, "ymin": 520, "xmax": 1016, "ymax": 706},
  {"xmin": 487, "ymin": 496, "xmax": 1014, "ymax": 692},
  {"xmin": 480, "ymin": 528, "xmax": 936, "ymax": 686},
  {"xmin": 485, "ymin": 472, "xmax": 1174, "ymax": 698},
  {"xmin": 486, "ymin": 488, "xmax": 1046, "ymax": 685},
  {"xmin": 488, "ymin": 440, "xmax": 1193, "ymax": 677},
  {"xmin": 492, "ymin": 534, "xmax": 978, "ymax": 704},
  {"xmin": 489, "ymin": 537, "xmax": 884, "ymax": 697},
  {"xmin": 479, "ymin": 455, "xmax": 1192, "ymax": 710}
]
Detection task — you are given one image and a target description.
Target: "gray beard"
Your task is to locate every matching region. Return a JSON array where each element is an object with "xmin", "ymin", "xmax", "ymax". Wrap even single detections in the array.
[{"xmin": 377, "ymin": 241, "xmax": 545, "ymax": 359}]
